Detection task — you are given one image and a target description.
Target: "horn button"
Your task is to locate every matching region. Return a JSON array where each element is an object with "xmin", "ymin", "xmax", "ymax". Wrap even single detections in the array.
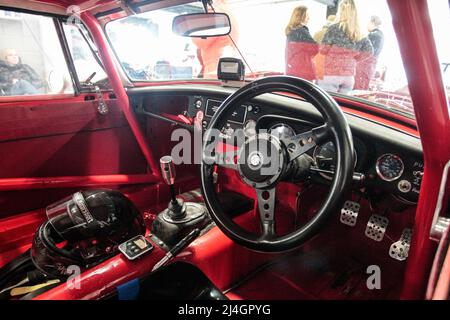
[{"xmin": 237, "ymin": 133, "xmax": 286, "ymax": 189}]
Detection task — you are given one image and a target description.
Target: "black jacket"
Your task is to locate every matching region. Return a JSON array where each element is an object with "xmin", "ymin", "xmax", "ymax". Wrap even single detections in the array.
[
  {"xmin": 368, "ymin": 28, "xmax": 384, "ymax": 57},
  {"xmin": 0, "ymin": 60, "xmax": 44, "ymax": 93},
  {"xmin": 320, "ymin": 23, "xmax": 373, "ymax": 76}
]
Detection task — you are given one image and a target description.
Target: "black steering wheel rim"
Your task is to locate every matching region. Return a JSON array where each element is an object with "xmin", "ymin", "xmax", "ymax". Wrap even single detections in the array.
[{"xmin": 201, "ymin": 76, "xmax": 354, "ymax": 252}]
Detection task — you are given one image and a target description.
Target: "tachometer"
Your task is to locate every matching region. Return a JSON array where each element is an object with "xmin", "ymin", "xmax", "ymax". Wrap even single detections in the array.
[
  {"xmin": 376, "ymin": 154, "xmax": 404, "ymax": 181},
  {"xmin": 313, "ymin": 142, "xmax": 358, "ymax": 180},
  {"xmin": 313, "ymin": 142, "xmax": 336, "ymax": 172}
]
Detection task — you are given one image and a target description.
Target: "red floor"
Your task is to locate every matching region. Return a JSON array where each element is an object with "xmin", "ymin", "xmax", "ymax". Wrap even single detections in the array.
[{"xmin": 226, "ymin": 196, "xmax": 411, "ymax": 300}]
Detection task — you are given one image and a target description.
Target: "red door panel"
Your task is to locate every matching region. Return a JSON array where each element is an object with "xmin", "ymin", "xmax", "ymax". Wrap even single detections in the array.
[{"xmin": 0, "ymin": 94, "xmax": 147, "ymax": 218}]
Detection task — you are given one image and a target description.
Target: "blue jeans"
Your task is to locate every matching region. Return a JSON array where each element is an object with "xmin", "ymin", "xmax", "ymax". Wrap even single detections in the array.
[
  {"xmin": 9, "ymin": 79, "xmax": 38, "ymax": 95},
  {"xmin": 318, "ymin": 76, "xmax": 355, "ymax": 95}
]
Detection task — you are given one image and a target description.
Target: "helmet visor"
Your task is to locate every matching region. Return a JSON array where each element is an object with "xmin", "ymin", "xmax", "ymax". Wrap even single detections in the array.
[{"xmin": 46, "ymin": 192, "xmax": 93, "ymax": 239}]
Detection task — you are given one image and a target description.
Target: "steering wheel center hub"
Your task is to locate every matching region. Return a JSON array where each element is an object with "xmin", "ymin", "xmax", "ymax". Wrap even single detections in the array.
[
  {"xmin": 237, "ymin": 133, "xmax": 286, "ymax": 189},
  {"xmin": 249, "ymin": 152, "xmax": 263, "ymax": 168}
]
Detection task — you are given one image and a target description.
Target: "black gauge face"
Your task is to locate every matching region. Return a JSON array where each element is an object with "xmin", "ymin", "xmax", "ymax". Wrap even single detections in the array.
[
  {"xmin": 376, "ymin": 154, "xmax": 404, "ymax": 181},
  {"xmin": 313, "ymin": 142, "xmax": 336, "ymax": 180},
  {"xmin": 313, "ymin": 142, "xmax": 336, "ymax": 170},
  {"xmin": 313, "ymin": 142, "xmax": 357, "ymax": 180},
  {"xmin": 269, "ymin": 124, "xmax": 295, "ymax": 140}
]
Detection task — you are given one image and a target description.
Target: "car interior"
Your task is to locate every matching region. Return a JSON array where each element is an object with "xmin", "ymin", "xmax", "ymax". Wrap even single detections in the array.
[{"xmin": 0, "ymin": 0, "xmax": 449, "ymax": 301}]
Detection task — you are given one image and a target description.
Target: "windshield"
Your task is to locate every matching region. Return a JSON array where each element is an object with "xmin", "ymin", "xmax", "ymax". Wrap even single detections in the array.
[{"xmin": 106, "ymin": 0, "xmax": 450, "ymax": 118}]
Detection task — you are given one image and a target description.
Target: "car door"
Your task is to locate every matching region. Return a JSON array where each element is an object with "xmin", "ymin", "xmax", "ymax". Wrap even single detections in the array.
[{"xmin": 0, "ymin": 9, "xmax": 149, "ymax": 264}]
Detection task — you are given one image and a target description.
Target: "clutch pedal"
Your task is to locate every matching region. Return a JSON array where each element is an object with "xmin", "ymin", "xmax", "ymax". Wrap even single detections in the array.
[
  {"xmin": 389, "ymin": 228, "xmax": 412, "ymax": 261},
  {"xmin": 340, "ymin": 200, "xmax": 360, "ymax": 227},
  {"xmin": 365, "ymin": 214, "xmax": 389, "ymax": 242}
]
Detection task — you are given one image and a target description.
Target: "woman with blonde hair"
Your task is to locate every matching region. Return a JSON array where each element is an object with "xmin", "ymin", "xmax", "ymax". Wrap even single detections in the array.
[
  {"xmin": 319, "ymin": 0, "xmax": 373, "ymax": 94},
  {"xmin": 285, "ymin": 5, "xmax": 318, "ymax": 82}
]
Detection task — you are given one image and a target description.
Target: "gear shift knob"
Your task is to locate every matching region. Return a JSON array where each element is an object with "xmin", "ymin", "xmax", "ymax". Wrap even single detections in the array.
[
  {"xmin": 160, "ymin": 156, "xmax": 176, "ymax": 185},
  {"xmin": 159, "ymin": 156, "xmax": 186, "ymax": 220}
]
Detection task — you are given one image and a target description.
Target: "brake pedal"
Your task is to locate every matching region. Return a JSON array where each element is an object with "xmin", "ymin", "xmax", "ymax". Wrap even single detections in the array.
[
  {"xmin": 389, "ymin": 228, "xmax": 412, "ymax": 261},
  {"xmin": 340, "ymin": 200, "xmax": 360, "ymax": 226},
  {"xmin": 365, "ymin": 214, "xmax": 389, "ymax": 241}
]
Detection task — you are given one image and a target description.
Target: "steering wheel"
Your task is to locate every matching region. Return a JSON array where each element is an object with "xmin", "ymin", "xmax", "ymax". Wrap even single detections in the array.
[{"xmin": 201, "ymin": 76, "xmax": 354, "ymax": 252}]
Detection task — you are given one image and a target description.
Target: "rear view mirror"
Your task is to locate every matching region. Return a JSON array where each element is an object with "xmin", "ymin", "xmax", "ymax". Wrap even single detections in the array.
[{"xmin": 172, "ymin": 13, "xmax": 231, "ymax": 37}]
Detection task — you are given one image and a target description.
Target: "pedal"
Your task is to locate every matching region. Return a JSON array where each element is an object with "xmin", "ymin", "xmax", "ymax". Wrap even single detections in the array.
[
  {"xmin": 365, "ymin": 214, "xmax": 389, "ymax": 241},
  {"xmin": 340, "ymin": 200, "xmax": 360, "ymax": 226},
  {"xmin": 389, "ymin": 228, "xmax": 412, "ymax": 261}
]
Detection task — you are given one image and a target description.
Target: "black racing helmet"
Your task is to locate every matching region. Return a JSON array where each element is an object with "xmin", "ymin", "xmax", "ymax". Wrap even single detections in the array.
[{"xmin": 31, "ymin": 189, "xmax": 146, "ymax": 278}]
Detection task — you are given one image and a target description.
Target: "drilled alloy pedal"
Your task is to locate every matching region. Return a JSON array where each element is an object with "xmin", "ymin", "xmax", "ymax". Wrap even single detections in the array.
[
  {"xmin": 365, "ymin": 214, "xmax": 389, "ymax": 241},
  {"xmin": 340, "ymin": 201, "xmax": 360, "ymax": 226},
  {"xmin": 389, "ymin": 228, "xmax": 412, "ymax": 261}
]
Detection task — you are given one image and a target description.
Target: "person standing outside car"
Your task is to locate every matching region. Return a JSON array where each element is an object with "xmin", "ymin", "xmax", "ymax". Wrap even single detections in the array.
[
  {"xmin": 313, "ymin": 15, "xmax": 336, "ymax": 82},
  {"xmin": 319, "ymin": 0, "xmax": 373, "ymax": 94},
  {"xmin": 368, "ymin": 15, "xmax": 384, "ymax": 58},
  {"xmin": 285, "ymin": 6, "xmax": 318, "ymax": 82},
  {"xmin": 313, "ymin": 15, "xmax": 336, "ymax": 43},
  {"xmin": 355, "ymin": 15, "xmax": 385, "ymax": 90},
  {"xmin": 0, "ymin": 48, "xmax": 45, "ymax": 96}
]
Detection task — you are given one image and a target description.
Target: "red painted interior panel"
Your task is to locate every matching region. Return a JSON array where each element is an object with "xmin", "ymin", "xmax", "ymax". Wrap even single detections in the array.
[{"xmin": 0, "ymin": 95, "xmax": 148, "ymax": 218}]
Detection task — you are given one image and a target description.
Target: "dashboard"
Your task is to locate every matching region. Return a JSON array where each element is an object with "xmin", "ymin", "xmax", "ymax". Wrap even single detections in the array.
[{"xmin": 130, "ymin": 85, "xmax": 424, "ymax": 206}]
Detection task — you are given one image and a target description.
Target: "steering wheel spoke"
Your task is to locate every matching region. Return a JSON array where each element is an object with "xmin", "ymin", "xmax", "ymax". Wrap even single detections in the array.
[
  {"xmin": 281, "ymin": 124, "xmax": 330, "ymax": 162},
  {"xmin": 256, "ymin": 188, "xmax": 276, "ymax": 239}
]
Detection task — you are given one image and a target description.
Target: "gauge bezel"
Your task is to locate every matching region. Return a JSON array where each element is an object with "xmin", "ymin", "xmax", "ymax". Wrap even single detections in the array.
[
  {"xmin": 375, "ymin": 153, "xmax": 405, "ymax": 182},
  {"xmin": 268, "ymin": 123, "xmax": 296, "ymax": 139}
]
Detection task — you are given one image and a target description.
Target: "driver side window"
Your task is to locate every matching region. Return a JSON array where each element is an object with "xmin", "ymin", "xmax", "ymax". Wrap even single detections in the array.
[{"xmin": 0, "ymin": 9, "xmax": 73, "ymax": 97}]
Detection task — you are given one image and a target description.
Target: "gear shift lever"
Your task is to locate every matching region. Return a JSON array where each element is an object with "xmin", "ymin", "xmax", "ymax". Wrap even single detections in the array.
[
  {"xmin": 152, "ymin": 157, "xmax": 209, "ymax": 247},
  {"xmin": 160, "ymin": 156, "xmax": 186, "ymax": 219}
]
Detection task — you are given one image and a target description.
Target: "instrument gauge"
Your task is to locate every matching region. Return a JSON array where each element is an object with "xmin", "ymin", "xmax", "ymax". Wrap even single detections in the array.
[
  {"xmin": 269, "ymin": 123, "xmax": 295, "ymax": 140},
  {"xmin": 376, "ymin": 154, "xmax": 404, "ymax": 182},
  {"xmin": 313, "ymin": 142, "xmax": 357, "ymax": 180}
]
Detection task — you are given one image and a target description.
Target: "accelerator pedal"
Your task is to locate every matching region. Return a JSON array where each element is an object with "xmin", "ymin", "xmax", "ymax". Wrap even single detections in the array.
[{"xmin": 389, "ymin": 228, "xmax": 412, "ymax": 261}]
